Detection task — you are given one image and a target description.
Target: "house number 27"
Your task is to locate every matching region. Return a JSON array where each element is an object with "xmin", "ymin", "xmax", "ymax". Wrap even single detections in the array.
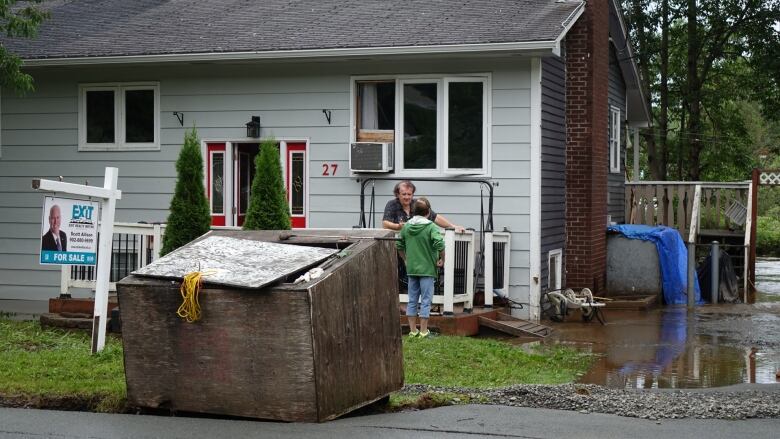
[{"xmin": 322, "ymin": 163, "xmax": 338, "ymax": 176}]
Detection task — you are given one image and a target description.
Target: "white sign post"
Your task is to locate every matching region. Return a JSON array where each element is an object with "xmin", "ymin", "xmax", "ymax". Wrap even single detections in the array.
[{"xmin": 33, "ymin": 168, "xmax": 122, "ymax": 353}]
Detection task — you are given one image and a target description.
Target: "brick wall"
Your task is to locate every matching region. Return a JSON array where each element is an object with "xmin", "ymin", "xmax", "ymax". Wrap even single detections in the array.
[{"xmin": 564, "ymin": 0, "xmax": 609, "ymax": 292}]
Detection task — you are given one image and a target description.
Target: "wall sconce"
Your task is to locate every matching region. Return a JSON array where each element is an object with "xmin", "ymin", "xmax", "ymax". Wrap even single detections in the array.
[{"xmin": 246, "ymin": 116, "xmax": 261, "ymax": 138}]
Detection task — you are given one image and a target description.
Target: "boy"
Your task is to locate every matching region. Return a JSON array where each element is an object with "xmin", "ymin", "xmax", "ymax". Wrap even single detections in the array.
[{"xmin": 396, "ymin": 198, "xmax": 445, "ymax": 338}]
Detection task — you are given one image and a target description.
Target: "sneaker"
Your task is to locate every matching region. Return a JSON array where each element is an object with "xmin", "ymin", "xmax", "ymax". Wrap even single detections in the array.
[
  {"xmin": 408, "ymin": 330, "xmax": 420, "ymax": 338},
  {"xmin": 418, "ymin": 330, "xmax": 431, "ymax": 339}
]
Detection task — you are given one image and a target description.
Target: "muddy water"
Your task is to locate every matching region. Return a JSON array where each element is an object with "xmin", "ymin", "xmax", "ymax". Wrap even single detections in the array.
[{"xmin": 539, "ymin": 258, "xmax": 780, "ymax": 389}]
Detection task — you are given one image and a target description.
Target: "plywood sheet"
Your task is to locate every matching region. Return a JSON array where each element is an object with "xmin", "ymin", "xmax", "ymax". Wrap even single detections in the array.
[{"xmin": 132, "ymin": 235, "xmax": 338, "ymax": 289}]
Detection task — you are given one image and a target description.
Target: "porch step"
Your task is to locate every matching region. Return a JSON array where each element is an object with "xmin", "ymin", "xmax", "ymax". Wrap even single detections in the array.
[{"xmin": 478, "ymin": 312, "xmax": 552, "ymax": 338}]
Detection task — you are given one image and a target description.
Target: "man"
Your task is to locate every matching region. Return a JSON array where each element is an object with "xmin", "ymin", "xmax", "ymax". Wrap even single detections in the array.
[
  {"xmin": 41, "ymin": 204, "xmax": 67, "ymax": 251},
  {"xmin": 382, "ymin": 180, "xmax": 463, "ymax": 232}
]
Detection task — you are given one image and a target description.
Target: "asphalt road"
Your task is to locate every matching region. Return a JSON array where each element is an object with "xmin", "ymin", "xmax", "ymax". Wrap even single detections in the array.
[{"xmin": 1, "ymin": 405, "xmax": 779, "ymax": 439}]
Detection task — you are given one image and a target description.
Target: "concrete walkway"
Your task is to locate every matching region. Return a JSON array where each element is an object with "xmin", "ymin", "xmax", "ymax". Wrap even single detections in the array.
[{"xmin": 1, "ymin": 405, "xmax": 778, "ymax": 439}]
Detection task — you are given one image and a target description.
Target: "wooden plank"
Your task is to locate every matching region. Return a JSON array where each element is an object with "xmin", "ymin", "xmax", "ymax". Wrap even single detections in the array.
[
  {"xmin": 625, "ymin": 186, "xmax": 633, "ymax": 223},
  {"xmin": 478, "ymin": 315, "xmax": 552, "ymax": 338},
  {"xmin": 723, "ymin": 189, "xmax": 732, "ymax": 229},
  {"xmin": 648, "ymin": 185, "xmax": 657, "ymax": 224},
  {"xmin": 714, "ymin": 189, "xmax": 721, "ymax": 229},
  {"xmin": 640, "ymin": 186, "xmax": 650, "ymax": 225},
  {"xmin": 677, "ymin": 185, "xmax": 686, "ymax": 235},
  {"xmin": 309, "ymin": 238, "xmax": 403, "ymax": 421},
  {"xmin": 658, "ymin": 185, "xmax": 667, "ymax": 226}
]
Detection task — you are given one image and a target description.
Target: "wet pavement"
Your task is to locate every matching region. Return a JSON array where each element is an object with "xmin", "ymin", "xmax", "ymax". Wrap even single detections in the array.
[{"xmin": 538, "ymin": 258, "xmax": 780, "ymax": 389}]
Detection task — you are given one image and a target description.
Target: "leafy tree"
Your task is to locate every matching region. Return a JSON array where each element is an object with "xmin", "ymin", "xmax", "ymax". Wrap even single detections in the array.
[
  {"xmin": 0, "ymin": 1, "xmax": 49, "ymax": 94},
  {"xmin": 243, "ymin": 139, "xmax": 291, "ymax": 230},
  {"xmin": 161, "ymin": 128, "xmax": 211, "ymax": 255},
  {"xmin": 623, "ymin": 0, "xmax": 780, "ymax": 181}
]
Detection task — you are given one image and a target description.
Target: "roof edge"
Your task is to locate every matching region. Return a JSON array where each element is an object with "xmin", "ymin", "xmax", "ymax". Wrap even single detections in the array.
[
  {"xmin": 553, "ymin": 1, "xmax": 586, "ymax": 56},
  {"xmin": 22, "ymin": 40, "xmax": 560, "ymax": 67}
]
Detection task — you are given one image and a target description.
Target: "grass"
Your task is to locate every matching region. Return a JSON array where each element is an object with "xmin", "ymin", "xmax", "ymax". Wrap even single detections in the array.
[
  {"xmin": 402, "ymin": 335, "xmax": 591, "ymax": 387},
  {"xmin": 0, "ymin": 319, "xmax": 591, "ymax": 413},
  {"xmin": 0, "ymin": 320, "xmax": 126, "ymax": 412}
]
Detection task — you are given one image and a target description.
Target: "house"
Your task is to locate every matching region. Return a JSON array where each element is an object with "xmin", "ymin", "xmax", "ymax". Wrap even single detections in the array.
[{"xmin": 0, "ymin": 0, "xmax": 650, "ymax": 320}]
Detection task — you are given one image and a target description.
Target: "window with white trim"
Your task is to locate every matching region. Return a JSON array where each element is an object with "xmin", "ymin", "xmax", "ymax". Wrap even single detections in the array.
[
  {"xmin": 609, "ymin": 106, "xmax": 621, "ymax": 173},
  {"xmin": 354, "ymin": 75, "xmax": 489, "ymax": 175},
  {"xmin": 548, "ymin": 249, "xmax": 563, "ymax": 291},
  {"xmin": 78, "ymin": 82, "xmax": 160, "ymax": 151}
]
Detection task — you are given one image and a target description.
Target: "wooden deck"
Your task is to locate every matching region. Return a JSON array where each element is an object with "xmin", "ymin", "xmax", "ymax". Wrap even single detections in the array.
[
  {"xmin": 399, "ymin": 306, "xmax": 551, "ymax": 337},
  {"xmin": 400, "ymin": 305, "xmax": 503, "ymax": 336}
]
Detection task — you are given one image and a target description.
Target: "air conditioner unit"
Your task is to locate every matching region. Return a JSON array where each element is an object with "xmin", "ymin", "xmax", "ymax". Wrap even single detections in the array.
[{"xmin": 350, "ymin": 142, "xmax": 394, "ymax": 173}]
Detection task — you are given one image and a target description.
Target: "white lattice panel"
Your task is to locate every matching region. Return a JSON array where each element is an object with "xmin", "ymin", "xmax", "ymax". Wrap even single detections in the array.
[{"xmin": 760, "ymin": 171, "xmax": 780, "ymax": 185}]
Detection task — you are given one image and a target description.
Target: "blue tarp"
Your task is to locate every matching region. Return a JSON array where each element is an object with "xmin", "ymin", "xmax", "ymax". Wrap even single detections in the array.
[{"xmin": 608, "ymin": 224, "xmax": 703, "ymax": 305}]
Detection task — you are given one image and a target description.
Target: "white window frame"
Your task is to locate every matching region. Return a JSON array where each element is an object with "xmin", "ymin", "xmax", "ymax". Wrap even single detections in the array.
[
  {"xmin": 398, "ymin": 78, "xmax": 442, "ymax": 173},
  {"xmin": 609, "ymin": 106, "xmax": 621, "ymax": 173},
  {"xmin": 548, "ymin": 248, "xmax": 563, "ymax": 291},
  {"xmin": 442, "ymin": 77, "xmax": 489, "ymax": 175},
  {"xmin": 78, "ymin": 82, "xmax": 160, "ymax": 151},
  {"xmin": 350, "ymin": 73, "xmax": 491, "ymax": 177}
]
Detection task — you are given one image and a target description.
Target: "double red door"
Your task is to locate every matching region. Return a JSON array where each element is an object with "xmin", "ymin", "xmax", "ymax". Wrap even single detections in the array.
[{"xmin": 206, "ymin": 141, "xmax": 307, "ymax": 228}]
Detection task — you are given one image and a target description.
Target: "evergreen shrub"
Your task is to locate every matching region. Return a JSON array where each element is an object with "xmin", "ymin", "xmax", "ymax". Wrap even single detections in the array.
[
  {"xmin": 160, "ymin": 128, "xmax": 211, "ymax": 255},
  {"xmin": 243, "ymin": 139, "xmax": 291, "ymax": 230}
]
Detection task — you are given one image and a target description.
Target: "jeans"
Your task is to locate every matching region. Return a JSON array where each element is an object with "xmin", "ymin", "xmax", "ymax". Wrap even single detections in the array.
[{"xmin": 406, "ymin": 276, "xmax": 435, "ymax": 319}]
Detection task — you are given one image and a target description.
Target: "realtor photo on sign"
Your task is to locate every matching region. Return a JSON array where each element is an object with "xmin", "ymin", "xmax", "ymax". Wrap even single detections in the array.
[{"xmin": 40, "ymin": 196, "xmax": 99, "ymax": 265}]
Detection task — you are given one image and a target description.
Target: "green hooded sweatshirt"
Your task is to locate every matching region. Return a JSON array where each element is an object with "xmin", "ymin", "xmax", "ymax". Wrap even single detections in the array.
[{"xmin": 396, "ymin": 216, "xmax": 445, "ymax": 277}]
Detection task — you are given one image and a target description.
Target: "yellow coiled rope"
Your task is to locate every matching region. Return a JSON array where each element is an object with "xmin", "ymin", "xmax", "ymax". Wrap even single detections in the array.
[{"xmin": 177, "ymin": 270, "xmax": 216, "ymax": 323}]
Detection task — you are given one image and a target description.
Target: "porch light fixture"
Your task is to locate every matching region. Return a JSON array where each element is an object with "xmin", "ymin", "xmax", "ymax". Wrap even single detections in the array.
[{"xmin": 246, "ymin": 116, "xmax": 261, "ymax": 138}]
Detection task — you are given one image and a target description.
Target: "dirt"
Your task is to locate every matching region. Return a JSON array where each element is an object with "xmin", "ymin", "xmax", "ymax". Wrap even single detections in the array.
[{"xmin": 0, "ymin": 394, "xmax": 127, "ymax": 413}]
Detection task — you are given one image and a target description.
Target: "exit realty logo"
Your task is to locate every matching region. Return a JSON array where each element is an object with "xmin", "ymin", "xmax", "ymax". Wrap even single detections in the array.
[{"xmin": 70, "ymin": 204, "xmax": 96, "ymax": 225}]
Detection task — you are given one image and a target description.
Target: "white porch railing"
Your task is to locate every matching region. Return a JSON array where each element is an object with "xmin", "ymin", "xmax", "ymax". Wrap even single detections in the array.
[
  {"xmin": 483, "ymin": 231, "xmax": 511, "ymax": 307},
  {"xmin": 399, "ymin": 229, "xmax": 475, "ymax": 315},
  {"xmin": 60, "ymin": 222, "xmax": 166, "ymax": 294}
]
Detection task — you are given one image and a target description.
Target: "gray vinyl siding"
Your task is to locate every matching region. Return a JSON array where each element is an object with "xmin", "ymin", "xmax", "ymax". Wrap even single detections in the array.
[
  {"xmin": 540, "ymin": 56, "xmax": 566, "ymax": 293},
  {"xmin": 608, "ymin": 43, "xmax": 627, "ymax": 223},
  {"xmin": 0, "ymin": 58, "xmax": 535, "ymax": 317}
]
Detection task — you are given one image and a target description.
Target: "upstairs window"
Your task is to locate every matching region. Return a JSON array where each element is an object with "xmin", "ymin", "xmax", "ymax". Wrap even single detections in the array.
[
  {"xmin": 610, "ymin": 106, "xmax": 621, "ymax": 173},
  {"xmin": 353, "ymin": 75, "xmax": 489, "ymax": 175},
  {"xmin": 79, "ymin": 82, "xmax": 159, "ymax": 151}
]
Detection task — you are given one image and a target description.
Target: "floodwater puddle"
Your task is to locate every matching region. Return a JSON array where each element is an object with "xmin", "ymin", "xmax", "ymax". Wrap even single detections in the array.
[{"xmin": 535, "ymin": 258, "xmax": 780, "ymax": 389}]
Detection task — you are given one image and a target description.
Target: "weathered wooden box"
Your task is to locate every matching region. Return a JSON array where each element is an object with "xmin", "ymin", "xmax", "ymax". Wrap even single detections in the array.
[{"xmin": 116, "ymin": 229, "xmax": 403, "ymax": 422}]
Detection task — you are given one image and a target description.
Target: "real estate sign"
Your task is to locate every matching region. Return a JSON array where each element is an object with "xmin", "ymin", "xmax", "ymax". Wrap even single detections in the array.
[{"xmin": 39, "ymin": 196, "xmax": 99, "ymax": 265}]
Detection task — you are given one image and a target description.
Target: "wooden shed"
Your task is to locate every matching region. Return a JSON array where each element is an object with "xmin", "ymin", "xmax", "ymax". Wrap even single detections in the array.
[{"xmin": 116, "ymin": 228, "xmax": 403, "ymax": 422}]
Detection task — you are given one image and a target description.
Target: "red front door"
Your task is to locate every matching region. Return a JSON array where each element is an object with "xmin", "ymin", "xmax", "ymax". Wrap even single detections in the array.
[
  {"xmin": 206, "ymin": 141, "xmax": 307, "ymax": 228},
  {"xmin": 206, "ymin": 143, "xmax": 226, "ymax": 226}
]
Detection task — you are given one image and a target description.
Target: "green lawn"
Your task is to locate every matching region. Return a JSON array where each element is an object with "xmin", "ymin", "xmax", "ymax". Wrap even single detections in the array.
[
  {"xmin": 0, "ymin": 319, "xmax": 591, "ymax": 413},
  {"xmin": 403, "ymin": 335, "xmax": 590, "ymax": 387},
  {"xmin": 0, "ymin": 319, "xmax": 126, "ymax": 412}
]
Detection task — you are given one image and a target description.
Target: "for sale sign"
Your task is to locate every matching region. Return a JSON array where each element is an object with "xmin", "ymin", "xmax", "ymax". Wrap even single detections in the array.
[{"xmin": 40, "ymin": 196, "xmax": 99, "ymax": 265}]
